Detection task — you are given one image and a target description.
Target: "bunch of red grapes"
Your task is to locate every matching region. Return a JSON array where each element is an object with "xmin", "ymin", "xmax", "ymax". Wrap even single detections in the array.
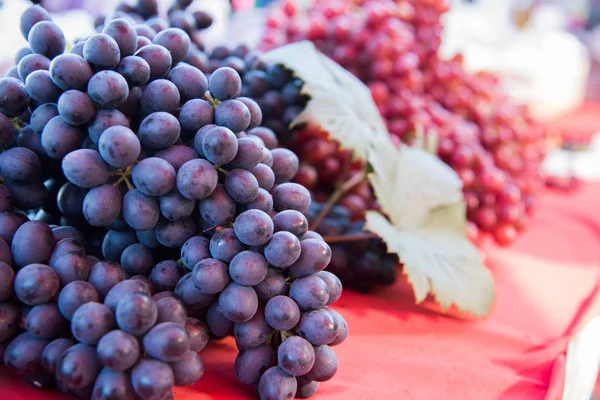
[{"xmin": 260, "ymin": 0, "xmax": 548, "ymax": 246}]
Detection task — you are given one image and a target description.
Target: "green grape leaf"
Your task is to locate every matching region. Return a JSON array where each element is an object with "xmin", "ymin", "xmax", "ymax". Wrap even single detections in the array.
[
  {"xmin": 262, "ymin": 41, "xmax": 388, "ymax": 160},
  {"xmin": 365, "ymin": 135, "xmax": 495, "ymax": 317}
]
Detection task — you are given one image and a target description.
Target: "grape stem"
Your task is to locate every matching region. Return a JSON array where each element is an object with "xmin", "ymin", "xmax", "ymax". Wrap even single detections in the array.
[
  {"xmin": 322, "ymin": 232, "xmax": 379, "ymax": 244},
  {"xmin": 214, "ymin": 165, "xmax": 229, "ymax": 175},
  {"xmin": 309, "ymin": 172, "xmax": 365, "ymax": 231}
]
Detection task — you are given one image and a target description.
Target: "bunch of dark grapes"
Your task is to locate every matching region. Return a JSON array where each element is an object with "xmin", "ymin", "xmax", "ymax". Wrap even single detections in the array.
[
  {"xmin": 305, "ymin": 203, "xmax": 397, "ymax": 292},
  {"xmin": 260, "ymin": 0, "xmax": 548, "ymax": 246},
  {"xmin": 0, "ymin": 219, "xmax": 208, "ymax": 398},
  {"xmin": 0, "ymin": 1, "xmax": 348, "ymax": 399}
]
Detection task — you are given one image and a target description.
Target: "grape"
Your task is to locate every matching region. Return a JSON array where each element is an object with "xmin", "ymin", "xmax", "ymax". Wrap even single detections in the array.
[
  {"xmin": 117, "ymin": 55, "xmax": 151, "ymax": 87},
  {"xmin": 190, "ymin": 258, "xmax": 230, "ymax": 294},
  {"xmin": 254, "ymin": 268, "xmax": 287, "ymax": 301},
  {"xmin": 0, "ymin": 147, "xmax": 41, "ymax": 182},
  {"xmin": 185, "ymin": 317, "xmax": 209, "ymax": 352},
  {"xmin": 57, "ymin": 281, "xmax": 99, "ymax": 320},
  {"xmin": 101, "ymin": 230, "xmax": 137, "ymax": 262},
  {"xmin": 155, "ymin": 217, "xmax": 196, "ymax": 247},
  {"xmin": 257, "ymin": 366, "xmax": 298, "ymax": 400},
  {"xmin": 218, "ymin": 282, "xmax": 258, "ymax": 323},
  {"xmin": 41, "ymin": 338, "xmax": 72, "ymax": 374},
  {"xmin": 49, "ymin": 238, "xmax": 84, "ymax": 267},
  {"xmin": 248, "ymin": 127, "xmax": 278, "ymax": 150},
  {"xmin": 17, "ymin": 54, "xmax": 51, "ymax": 81},
  {"xmin": 146, "ymin": 15, "xmax": 168, "ymax": 32},
  {"xmin": 288, "ymin": 239, "xmax": 332, "ymax": 277},
  {"xmin": 28, "ymin": 21, "xmax": 66, "ymax": 59},
  {"xmin": 83, "ymin": 33, "xmax": 121, "ymax": 69},
  {"xmin": 278, "ymin": 336, "xmax": 316, "ymax": 377},
  {"xmin": 198, "ymin": 184, "xmax": 236, "ymax": 226},
  {"xmin": 202, "ymin": 126, "xmax": 238, "ymax": 165},
  {"xmin": 296, "ymin": 376, "xmax": 319, "ymax": 398},
  {"xmin": 224, "ymin": 169, "xmax": 259, "ymax": 203},
  {"xmin": 298, "ymin": 309, "xmax": 338, "ymax": 346},
  {"xmin": 143, "ymin": 322, "xmax": 190, "ymax": 362},
  {"xmin": 104, "ymin": 279, "xmax": 152, "ymax": 313},
  {"xmin": 273, "ymin": 183, "xmax": 311, "ymax": 213},
  {"xmin": 141, "ymin": 79, "xmax": 181, "ymax": 117},
  {"xmin": 131, "ymin": 358, "xmax": 174, "ymax": 400},
  {"xmin": 49, "ymin": 53, "xmax": 93, "ymax": 91},
  {"xmin": 234, "ymin": 209, "xmax": 274, "ymax": 246},
  {"xmin": 265, "ymin": 295, "xmax": 301, "ymax": 331},
  {"xmin": 179, "ymin": 99, "xmax": 214, "ymax": 137},
  {"xmin": 214, "ymin": 99, "xmax": 251, "ymax": 134},
  {"xmin": 135, "ymin": 44, "xmax": 172, "ymax": 81},
  {"xmin": 83, "ymin": 184, "xmax": 122, "ymax": 227},
  {"xmin": 155, "ymin": 294, "xmax": 187, "ymax": 325},
  {"xmin": 30, "ymin": 103, "xmax": 58, "ymax": 133},
  {"xmin": 98, "ymin": 126, "xmax": 141, "ymax": 168},
  {"xmin": 0, "ymin": 301, "xmax": 20, "ymax": 342},
  {"xmin": 52, "ymin": 252, "xmax": 93, "ymax": 285},
  {"xmin": 235, "ymin": 344, "xmax": 275, "ymax": 385},
  {"xmin": 155, "ymin": 145, "xmax": 198, "ymax": 171},
  {"xmin": 205, "ymin": 302, "xmax": 233, "ymax": 338},
  {"xmin": 264, "ymin": 231, "xmax": 302, "ymax": 268},
  {"xmin": 121, "ymin": 190, "xmax": 159, "ymax": 231},
  {"xmin": 152, "ymin": 28, "xmax": 190, "ymax": 65},
  {"xmin": 115, "ymin": 292, "xmax": 158, "ymax": 336},
  {"xmin": 25, "ymin": 70, "xmax": 61, "ymax": 104},
  {"xmin": 137, "ymin": 228, "xmax": 161, "ymax": 249},
  {"xmin": 71, "ymin": 41, "xmax": 85, "ymax": 57},
  {"xmin": 250, "ymin": 164, "xmax": 276, "ymax": 191},
  {"xmin": 176, "ymin": 158, "xmax": 218, "ymax": 200},
  {"xmin": 20, "ymin": 5, "xmax": 51, "ymax": 39},
  {"xmin": 52, "ymin": 226, "xmax": 86, "ymax": 245},
  {"xmin": 4, "ymin": 179, "xmax": 49, "ymax": 210},
  {"xmin": 139, "ymin": 111, "xmax": 180, "ymax": 150},
  {"xmin": 102, "ymin": 18, "xmax": 138, "ymax": 57},
  {"xmin": 209, "ymin": 67, "xmax": 242, "ymax": 100},
  {"xmin": 132, "ymin": 157, "xmax": 176, "ymax": 196},
  {"xmin": 71, "ymin": 302, "xmax": 115, "ymax": 345},
  {"xmin": 56, "ymin": 343, "xmax": 101, "ymax": 390},
  {"xmin": 245, "ymin": 188, "xmax": 274, "ymax": 214},
  {"xmin": 168, "ymin": 10, "xmax": 196, "ymax": 33},
  {"xmin": 180, "ymin": 236, "xmax": 210, "ymax": 270},
  {"xmin": 97, "ymin": 329, "xmax": 139, "ymax": 371},
  {"xmin": 305, "ymin": 344, "xmax": 338, "ymax": 382},
  {"xmin": 41, "ymin": 115, "xmax": 82, "ymax": 159},
  {"xmin": 174, "ymin": 273, "xmax": 216, "ymax": 310},
  {"xmin": 136, "ymin": 24, "xmax": 156, "ymax": 39},
  {"xmin": 193, "ymin": 10, "xmax": 213, "ymax": 29},
  {"xmin": 169, "ymin": 350, "xmax": 204, "ymax": 386},
  {"xmin": 88, "ymin": 109, "xmax": 130, "ymax": 144},
  {"xmin": 14, "ymin": 263, "xmax": 60, "ymax": 306},
  {"xmin": 0, "ymin": 212, "xmax": 27, "ymax": 245},
  {"xmin": 270, "ymin": 149, "xmax": 299, "ymax": 185},
  {"xmin": 233, "ymin": 308, "xmax": 271, "ymax": 348},
  {"xmin": 92, "ymin": 368, "xmax": 136, "ymax": 400},
  {"xmin": 0, "ymin": 77, "xmax": 31, "ymax": 117},
  {"xmin": 150, "ymin": 261, "xmax": 185, "ymax": 292},
  {"xmin": 226, "ymin": 138, "xmax": 264, "ymax": 172},
  {"xmin": 88, "ymin": 70, "xmax": 130, "ymax": 108},
  {"xmin": 229, "ymin": 250, "xmax": 268, "ymax": 287},
  {"xmin": 0, "ymin": 263, "xmax": 14, "ymax": 301},
  {"xmin": 209, "ymin": 227, "xmax": 245, "ymax": 262},
  {"xmin": 62, "ymin": 149, "xmax": 110, "ymax": 188},
  {"xmin": 290, "ymin": 275, "xmax": 330, "ymax": 311},
  {"xmin": 159, "ymin": 190, "xmax": 195, "ymax": 222},
  {"xmin": 25, "ymin": 303, "xmax": 68, "ymax": 339},
  {"xmin": 273, "ymin": 210, "xmax": 309, "ymax": 237},
  {"xmin": 121, "ymin": 244, "xmax": 154, "ymax": 276},
  {"xmin": 4, "ymin": 332, "xmax": 49, "ymax": 375}
]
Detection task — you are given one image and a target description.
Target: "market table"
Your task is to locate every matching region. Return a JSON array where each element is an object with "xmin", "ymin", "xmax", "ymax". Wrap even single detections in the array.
[{"xmin": 2, "ymin": 109, "xmax": 600, "ymax": 399}]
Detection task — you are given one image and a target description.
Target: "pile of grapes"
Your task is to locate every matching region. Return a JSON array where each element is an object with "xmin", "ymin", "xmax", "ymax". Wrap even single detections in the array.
[
  {"xmin": 260, "ymin": 0, "xmax": 548, "ymax": 246},
  {"xmin": 0, "ymin": 1, "xmax": 348, "ymax": 399}
]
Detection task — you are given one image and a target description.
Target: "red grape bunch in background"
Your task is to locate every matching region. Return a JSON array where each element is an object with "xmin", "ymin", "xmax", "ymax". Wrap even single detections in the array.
[{"xmin": 260, "ymin": 0, "xmax": 548, "ymax": 247}]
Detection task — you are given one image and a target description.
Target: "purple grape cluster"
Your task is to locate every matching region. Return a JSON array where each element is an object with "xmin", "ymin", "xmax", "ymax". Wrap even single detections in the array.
[
  {"xmin": 0, "ymin": 1, "xmax": 348, "ymax": 399},
  {"xmin": 1, "ymin": 219, "xmax": 209, "ymax": 398}
]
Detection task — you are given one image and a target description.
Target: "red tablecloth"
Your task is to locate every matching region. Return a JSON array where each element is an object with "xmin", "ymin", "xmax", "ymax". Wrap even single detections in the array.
[{"xmin": 2, "ymin": 183, "xmax": 600, "ymax": 399}]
